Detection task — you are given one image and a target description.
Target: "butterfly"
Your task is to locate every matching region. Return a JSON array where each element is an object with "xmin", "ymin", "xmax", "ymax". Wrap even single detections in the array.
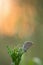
[{"xmin": 22, "ymin": 41, "xmax": 33, "ymax": 52}]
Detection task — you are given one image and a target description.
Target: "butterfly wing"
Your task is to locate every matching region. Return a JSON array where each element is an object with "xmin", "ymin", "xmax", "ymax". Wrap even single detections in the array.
[{"xmin": 23, "ymin": 41, "xmax": 32, "ymax": 52}]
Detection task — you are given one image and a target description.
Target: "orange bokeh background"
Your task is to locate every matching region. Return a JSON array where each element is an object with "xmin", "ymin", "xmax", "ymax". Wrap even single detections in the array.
[{"xmin": 0, "ymin": 0, "xmax": 36, "ymax": 37}]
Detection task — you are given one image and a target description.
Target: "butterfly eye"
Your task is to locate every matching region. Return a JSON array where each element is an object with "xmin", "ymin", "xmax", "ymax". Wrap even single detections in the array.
[{"xmin": 23, "ymin": 41, "xmax": 33, "ymax": 52}]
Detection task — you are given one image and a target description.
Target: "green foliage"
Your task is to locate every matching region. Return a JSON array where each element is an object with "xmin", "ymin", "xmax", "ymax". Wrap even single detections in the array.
[
  {"xmin": 28, "ymin": 57, "xmax": 42, "ymax": 65},
  {"xmin": 7, "ymin": 41, "xmax": 32, "ymax": 65},
  {"xmin": 7, "ymin": 42, "xmax": 42, "ymax": 65},
  {"xmin": 7, "ymin": 46, "xmax": 24, "ymax": 65}
]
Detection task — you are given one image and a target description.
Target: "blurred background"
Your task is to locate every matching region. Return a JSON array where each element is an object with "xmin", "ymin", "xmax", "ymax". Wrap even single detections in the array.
[{"xmin": 0, "ymin": 0, "xmax": 43, "ymax": 65}]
